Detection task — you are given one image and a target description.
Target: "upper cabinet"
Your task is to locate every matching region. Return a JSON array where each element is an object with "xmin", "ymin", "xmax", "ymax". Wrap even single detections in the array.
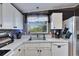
[
  {"xmin": 0, "ymin": 3, "xmax": 23, "ymax": 29},
  {"xmin": 50, "ymin": 13, "xmax": 63, "ymax": 29},
  {"xmin": 14, "ymin": 8, "xmax": 23, "ymax": 29},
  {"xmin": 2, "ymin": 3, "xmax": 14, "ymax": 29}
]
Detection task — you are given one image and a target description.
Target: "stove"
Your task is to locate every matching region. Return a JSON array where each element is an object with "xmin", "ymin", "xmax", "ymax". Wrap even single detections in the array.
[
  {"xmin": 0, "ymin": 49, "xmax": 10, "ymax": 56},
  {"xmin": 0, "ymin": 32, "xmax": 14, "ymax": 48}
]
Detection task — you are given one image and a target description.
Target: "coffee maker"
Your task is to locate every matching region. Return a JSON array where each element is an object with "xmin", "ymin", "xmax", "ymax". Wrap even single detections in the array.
[{"xmin": 51, "ymin": 29, "xmax": 62, "ymax": 38}]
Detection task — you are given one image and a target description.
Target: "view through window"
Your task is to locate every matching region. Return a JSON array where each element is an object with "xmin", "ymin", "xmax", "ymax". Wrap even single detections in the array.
[{"xmin": 27, "ymin": 15, "xmax": 48, "ymax": 33}]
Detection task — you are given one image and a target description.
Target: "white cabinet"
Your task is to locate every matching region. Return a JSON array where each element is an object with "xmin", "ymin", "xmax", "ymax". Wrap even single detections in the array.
[
  {"xmin": 2, "ymin": 3, "xmax": 14, "ymax": 29},
  {"xmin": 25, "ymin": 47, "xmax": 39, "ymax": 56},
  {"xmin": 0, "ymin": 3, "xmax": 23, "ymax": 29},
  {"xmin": 50, "ymin": 13, "xmax": 62, "ymax": 29},
  {"xmin": 14, "ymin": 8, "xmax": 23, "ymax": 29},
  {"xmin": 38, "ymin": 47, "xmax": 51, "ymax": 56},
  {"xmin": 52, "ymin": 43, "xmax": 68, "ymax": 56},
  {"xmin": 25, "ymin": 43, "xmax": 52, "ymax": 56},
  {"xmin": 12, "ymin": 44, "xmax": 25, "ymax": 56},
  {"xmin": 9, "ymin": 42, "xmax": 68, "ymax": 56}
]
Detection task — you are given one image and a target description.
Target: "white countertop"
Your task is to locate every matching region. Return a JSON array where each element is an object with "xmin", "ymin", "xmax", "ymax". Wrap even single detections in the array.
[{"xmin": 0, "ymin": 35, "xmax": 69, "ymax": 56}]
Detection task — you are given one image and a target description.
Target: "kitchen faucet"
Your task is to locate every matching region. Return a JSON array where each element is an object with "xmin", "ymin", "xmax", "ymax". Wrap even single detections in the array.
[{"xmin": 28, "ymin": 32, "xmax": 32, "ymax": 41}]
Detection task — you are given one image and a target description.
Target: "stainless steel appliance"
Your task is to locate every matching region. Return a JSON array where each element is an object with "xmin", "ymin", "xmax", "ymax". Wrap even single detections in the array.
[
  {"xmin": 51, "ymin": 29, "xmax": 62, "ymax": 38},
  {"xmin": 0, "ymin": 32, "xmax": 14, "ymax": 48}
]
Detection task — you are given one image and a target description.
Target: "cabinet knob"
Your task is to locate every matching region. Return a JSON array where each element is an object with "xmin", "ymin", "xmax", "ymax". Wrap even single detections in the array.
[
  {"xmin": 18, "ymin": 49, "xmax": 21, "ymax": 51},
  {"xmin": 37, "ymin": 50, "xmax": 42, "ymax": 52},
  {"xmin": 40, "ymin": 50, "xmax": 42, "ymax": 52},
  {"xmin": 37, "ymin": 50, "xmax": 39, "ymax": 52}
]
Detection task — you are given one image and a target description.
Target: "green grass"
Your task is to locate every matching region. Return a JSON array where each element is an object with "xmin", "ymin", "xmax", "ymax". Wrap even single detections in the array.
[{"xmin": 29, "ymin": 25, "xmax": 46, "ymax": 32}]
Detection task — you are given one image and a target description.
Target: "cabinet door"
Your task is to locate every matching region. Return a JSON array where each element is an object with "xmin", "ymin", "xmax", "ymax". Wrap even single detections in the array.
[
  {"xmin": 2, "ymin": 3, "xmax": 14, "ymax": 29},
  {"xmin": 51, "ymin": 13, "xmax": 62, "ymax": 29},
  {"xmin": 14, "ymin": 8, "xmax": 23, "ymax": 29},
  {"xmin": 11, "ymin": 49, "xmax": 20, "ymax": 56},
  {"xmin": 12, "ymin": 44, "xmax": 25, "ymax": 56},
  {"xmin": 39, "ymin": 47, "xmax": 51, "ymax": 56},
  {"xmin": 25, "ymin": 43, "xmax": 40, "ymax": 56},
  {"xmin": 18, "ymin": 44, "xmax": 25, "ymax": 56},
  {"xmin": 25, "ymin": 47, "xmax": 39, "ymax": 56},
  {"xmin": 52, "ymin": 43, "xmax": 68, "ymax": 56}
]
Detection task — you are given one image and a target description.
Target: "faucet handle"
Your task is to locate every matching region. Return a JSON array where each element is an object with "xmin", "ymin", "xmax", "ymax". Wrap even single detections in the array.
[{"xmin": 37, "ymin": 34, "xmax": 38, "ymax": 38}]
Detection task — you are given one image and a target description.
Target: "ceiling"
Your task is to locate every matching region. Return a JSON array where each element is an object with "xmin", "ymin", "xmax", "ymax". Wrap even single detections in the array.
[{"xmin": 13, "ymin": 3, "xmax": 79, "ymax": 13}]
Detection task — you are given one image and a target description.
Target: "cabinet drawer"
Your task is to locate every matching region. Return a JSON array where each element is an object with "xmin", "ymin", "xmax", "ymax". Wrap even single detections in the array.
[
  {"xmin": 25, "ymin": 43, "xmax": 40, "ymax": 47},
  {"xmin": 39, "ymin": 43, "xmax": 51, "ymax": 47},
  {"xmin": 52, "ymin": 43, "xmax": 68, "ymax": 46},
  {"xmin": 25, "ymin": 43, "xmax": 51, "ymax": 48}
]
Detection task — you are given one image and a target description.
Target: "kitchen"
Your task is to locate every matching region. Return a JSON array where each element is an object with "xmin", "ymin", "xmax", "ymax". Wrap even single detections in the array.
[{"xmin": 0, "ymin": 3, "xmax": 79, "ymax": 56}]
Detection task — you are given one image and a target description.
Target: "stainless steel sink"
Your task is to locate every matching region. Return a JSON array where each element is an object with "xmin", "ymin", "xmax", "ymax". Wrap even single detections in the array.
[{"xmin": 29, "ymin": 37, "xmax": 46, "ymax": 41}]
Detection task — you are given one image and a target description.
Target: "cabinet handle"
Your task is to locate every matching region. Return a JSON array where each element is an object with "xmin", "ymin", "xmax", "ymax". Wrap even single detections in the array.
[
  {"xmin": 0, "ymin": 24, "xmax": 2, "ymax": 27},
  {"xmin": 18, "ymin": 49, "xmax": 21, "ymax": 51},
  {"xmin": 57, "ymin": 45, "xmax": 61, "ymax": 48},
  {"xmin": 13, "ymin": 26, "xmax": 17, "ymax": 28}
]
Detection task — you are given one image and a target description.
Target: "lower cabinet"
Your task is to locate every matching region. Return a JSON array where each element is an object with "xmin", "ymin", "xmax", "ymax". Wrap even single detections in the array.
[
  {"xmin": 38, "ymin": 47, "xmax": 51, "ymax": 56},
  {"xmin": 11, "ymin": 44, "xmax": 25, "ymax": 56},
  {"xmin": 25, "ymin": 47, "xmax": 39, "ymax": 56},
  {"xmin": 10, "ymin": 42, "xmax": 68, "ymax": 56},
  {"xmin": 52, "ymin": 43, "xmax": 68, "ymax": 56},
  {"xmin": 25, "ymin": 43, "xmax": 52, "ymax": 56}
]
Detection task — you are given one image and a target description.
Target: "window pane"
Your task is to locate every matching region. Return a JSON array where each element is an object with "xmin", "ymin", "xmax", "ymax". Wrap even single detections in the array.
[{"xmin": 27, "ymin": 15, "xmax": 48, "ymax": 33}]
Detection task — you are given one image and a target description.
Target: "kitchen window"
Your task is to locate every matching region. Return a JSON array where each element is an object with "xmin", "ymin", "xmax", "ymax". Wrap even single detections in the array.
[{"xmin": 27, "ymin": 15, "xmax": 48, "ymax": 34}]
